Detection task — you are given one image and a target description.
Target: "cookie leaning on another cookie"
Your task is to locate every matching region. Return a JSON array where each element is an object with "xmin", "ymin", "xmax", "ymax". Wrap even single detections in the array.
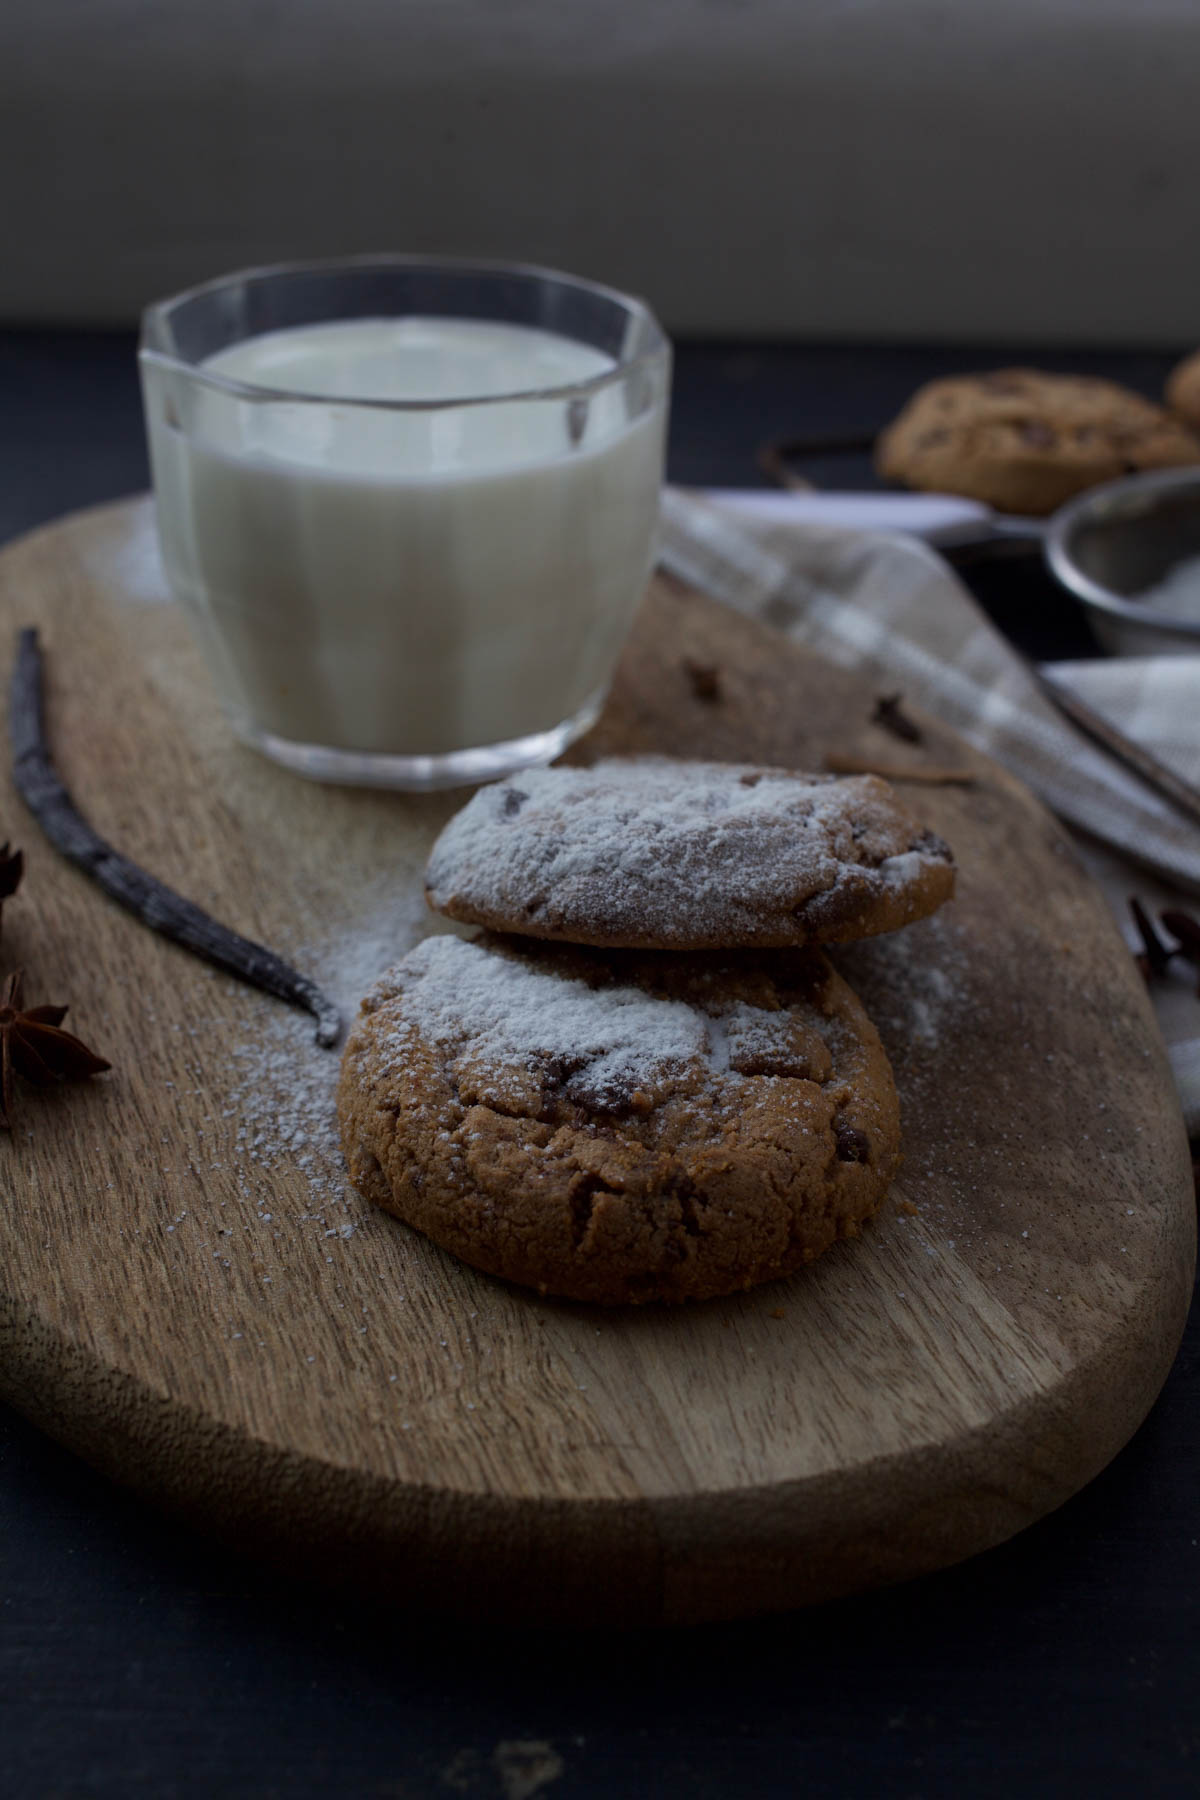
[
  {"xmin": 424, "ymin": 757, "xmax": 955, "ymax": 951},
  {"xmin": 336, "ymin": 932, "xmax": 902, "ymax": 1305},
  {"xmin": 877, "ymin": 368, "xmax": 1200, "ymax": 515}
]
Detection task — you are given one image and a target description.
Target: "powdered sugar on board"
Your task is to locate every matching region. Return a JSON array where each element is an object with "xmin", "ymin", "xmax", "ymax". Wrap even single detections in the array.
[
  {"xmin": 839, "ymin": 911, "xmax": 972, "ymax": 1055},
  {"xmin": 425, "ymin": 757, "xmax": 954, "ymax": 948},
  {"xmin": 216, "ymin": 882, "xmax": 442, "ymax": 1223},
  {"xmin": 834, "ymin": 908, "xmax": 1088, "ymax": 1272}
]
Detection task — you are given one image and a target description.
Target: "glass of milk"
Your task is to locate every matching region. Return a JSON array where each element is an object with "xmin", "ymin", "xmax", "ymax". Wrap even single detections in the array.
[{"xmin": 139, "ymin": 256, "xmax": 670, "ymax": 787}]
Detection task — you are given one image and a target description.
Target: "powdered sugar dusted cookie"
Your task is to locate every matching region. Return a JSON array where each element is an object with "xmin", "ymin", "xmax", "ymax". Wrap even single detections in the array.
[
  {"xmin": 424, "ymin": 758, "xmax": 954, "ymax": 951},
  {"xmin": 336, "ymin": 931, "xmax": 902, "ymax": 1304}
]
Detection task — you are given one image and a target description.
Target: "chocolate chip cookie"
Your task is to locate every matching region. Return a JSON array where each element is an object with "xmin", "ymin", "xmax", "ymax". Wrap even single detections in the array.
[
  {"xmin": 424, "ymin": 758, "xmax": 955, "ymax": 951},
  {"xmin": 1166, "ymin": 349, "xmax": 1200, "ymax": 431},
  {"xmin": 337, "ymin": 932, "xmax": 902, "ymax": 1304},
  {"xmin": 877, "ymin": 368, "xmax": 1200, "ymax": 515}
]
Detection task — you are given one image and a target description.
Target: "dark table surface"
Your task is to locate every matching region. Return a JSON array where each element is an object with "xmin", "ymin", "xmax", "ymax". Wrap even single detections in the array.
[{"xmin": 2, "ymin": 331, "xmax": 1197, "ymax": 1800}]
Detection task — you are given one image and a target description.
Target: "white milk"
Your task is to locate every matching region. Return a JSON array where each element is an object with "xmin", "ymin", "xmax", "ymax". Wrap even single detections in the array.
[{"xmin": 142, "ymin": 317, "xmax": 666, "ymax": 765}]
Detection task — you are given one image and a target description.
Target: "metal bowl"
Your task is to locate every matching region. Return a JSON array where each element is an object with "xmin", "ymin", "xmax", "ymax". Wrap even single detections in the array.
[{"xmin": 1044, "ymin": 467, "xmax": 1200, "ymax": 656}]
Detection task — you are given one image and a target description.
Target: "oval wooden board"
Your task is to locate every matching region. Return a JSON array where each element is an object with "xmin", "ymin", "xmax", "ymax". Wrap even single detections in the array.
[{"xmin": 0, "ymin": 497, "xmax": 1193, "ymax": 1627}]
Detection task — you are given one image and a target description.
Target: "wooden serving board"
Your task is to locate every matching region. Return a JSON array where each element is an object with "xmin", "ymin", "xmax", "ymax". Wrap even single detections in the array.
[{"xmin": 0, "ymin": 497, "xmax": 1193, "ymax": 1626}]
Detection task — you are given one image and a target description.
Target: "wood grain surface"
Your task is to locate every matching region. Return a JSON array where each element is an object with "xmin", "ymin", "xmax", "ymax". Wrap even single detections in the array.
[{"xmin": 0, "ymin": 497, "xmax": 1193, "ymax": 1627}]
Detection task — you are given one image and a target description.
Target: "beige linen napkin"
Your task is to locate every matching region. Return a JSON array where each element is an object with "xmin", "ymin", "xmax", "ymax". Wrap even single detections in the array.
[{"xmin": 659, "ymin": 487, "xmax": 1200, "ymax": 1135}]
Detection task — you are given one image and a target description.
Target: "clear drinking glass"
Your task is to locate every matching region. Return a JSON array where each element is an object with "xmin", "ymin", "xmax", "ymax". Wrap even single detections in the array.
[{"xmin": 139, "ymin": 256, "xmax": 671, "ymax": 788}]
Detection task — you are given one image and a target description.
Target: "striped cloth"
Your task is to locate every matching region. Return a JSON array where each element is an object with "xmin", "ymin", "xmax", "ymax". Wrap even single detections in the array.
[{"xmin": 659, "ymin": 487, "xmax": 1200, "ymax": 1134}]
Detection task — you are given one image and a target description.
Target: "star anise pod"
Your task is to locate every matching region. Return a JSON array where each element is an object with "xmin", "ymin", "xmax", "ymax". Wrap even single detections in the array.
[{"xmin": 0, "ymin": 968, "xmax": 110, "ymax": 1130}]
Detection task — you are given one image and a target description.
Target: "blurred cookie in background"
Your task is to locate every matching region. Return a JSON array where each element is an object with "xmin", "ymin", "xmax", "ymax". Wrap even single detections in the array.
[
  {"xmin": 1166, "ymin": 349, "xmax": 1200, "ymax": 431},
  {"xmin": 877, "ymin": 368, "xmax": 1200, "ymax": 515}
]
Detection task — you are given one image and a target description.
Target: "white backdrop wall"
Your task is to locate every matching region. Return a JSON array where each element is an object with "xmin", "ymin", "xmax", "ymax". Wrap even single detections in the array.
[{"xmin": 3, "ymin": 0, "xmax": 1198, "ymax": 341}]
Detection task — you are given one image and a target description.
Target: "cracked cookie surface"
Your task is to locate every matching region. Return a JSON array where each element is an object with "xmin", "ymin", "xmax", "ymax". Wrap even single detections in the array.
[
  {"xmin": 424, "ymin": 757, "xmax": 955, "ymax": 951},
  {"xmin": 336, "ymin": 932, "xmax": 902, "ymax": 1304}
]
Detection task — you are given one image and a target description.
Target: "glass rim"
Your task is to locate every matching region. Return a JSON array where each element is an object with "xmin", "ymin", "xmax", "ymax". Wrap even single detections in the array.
[{"xmin": 138, "ymin": 252, "xmax": 671, "ymax": 412}]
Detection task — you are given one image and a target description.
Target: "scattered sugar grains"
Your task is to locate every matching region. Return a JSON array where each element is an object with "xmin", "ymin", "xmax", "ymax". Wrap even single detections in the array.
[
  {"xmin": 222, "ymin": 892, "xmax": 435, "ymax": 1212},
  {"xmin": 837, "ymin": 910, "xmax": 969, "ymax": 1057}
]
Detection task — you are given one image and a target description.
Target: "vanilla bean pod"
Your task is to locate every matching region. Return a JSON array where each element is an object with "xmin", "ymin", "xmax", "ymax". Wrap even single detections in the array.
[{"xmin": 9, "ymin": 628, "xmax": 341, "ymax": 1048}]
